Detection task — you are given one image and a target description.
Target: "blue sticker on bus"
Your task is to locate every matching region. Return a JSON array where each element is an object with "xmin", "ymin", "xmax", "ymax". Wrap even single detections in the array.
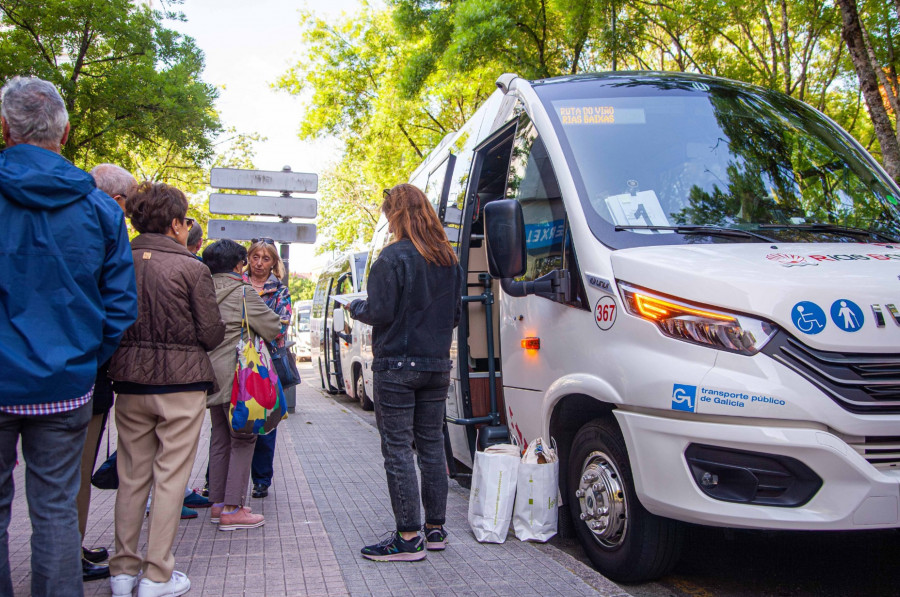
[
  {"xmin": 791, "ymin": 301, "xmax": 826, "ymax": 335},
  {"xmin": 830, "ymin": 299, "xmax": 864, "ymax": 332},
  {"xmin": 671, "ymin": 384, "xmax": 697, "ymax": 413}
]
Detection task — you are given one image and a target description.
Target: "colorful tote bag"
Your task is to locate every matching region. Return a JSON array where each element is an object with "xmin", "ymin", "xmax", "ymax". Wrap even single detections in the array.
[{"xmin": 230, "ymin": 288, "xmax": 288, "ymax": 435}]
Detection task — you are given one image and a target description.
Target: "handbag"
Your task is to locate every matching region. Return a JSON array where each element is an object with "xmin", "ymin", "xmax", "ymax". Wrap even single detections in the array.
[
  {"xmin": 269, "ymin": 342, "xmax": 301, "ymax": 389},
  {"xmin": 467, "ymin": 442, "xmax": 520, "ymax": 543},
  {"xmin": 91, "ymin": 436, "xmax": 119, "ymax": 490},
  {"xmin": 229, "ymin": 288, "xmax": 288, "ymax": 435}
]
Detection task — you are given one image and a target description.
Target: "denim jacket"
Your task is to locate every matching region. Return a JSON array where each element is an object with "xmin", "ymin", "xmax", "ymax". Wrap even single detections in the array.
[{"xmin": 350, "ymin": 239, "xmax": 464, "ymax": 372}]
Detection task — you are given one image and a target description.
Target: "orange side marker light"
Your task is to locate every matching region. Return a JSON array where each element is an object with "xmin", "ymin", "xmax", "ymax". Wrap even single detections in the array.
[{"xmin": 521, "ymin": 337, "xmax": 541, "ymax": 350}]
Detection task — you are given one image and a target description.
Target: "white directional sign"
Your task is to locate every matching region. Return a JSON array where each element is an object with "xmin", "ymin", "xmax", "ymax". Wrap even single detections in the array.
[
  {"xmin": 209, "ymin": 193, "xmax": 317, "ymax": 219},
  {"xmin": 210, "ymin": 167, "xmax": 318, "ymax": 194},
  {"xmin": 207, "ymin": 220, "xmax": 317, "ymax": 244}
]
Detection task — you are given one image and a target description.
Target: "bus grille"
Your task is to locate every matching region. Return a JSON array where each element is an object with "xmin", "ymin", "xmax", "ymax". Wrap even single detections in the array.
[
  {"xmin": 761, "ymin": 332, "xmax": 900, "ymax": 414},
  {"xmin": 846, "ymin": 436, "xmax": 900, "ymax": 470}
]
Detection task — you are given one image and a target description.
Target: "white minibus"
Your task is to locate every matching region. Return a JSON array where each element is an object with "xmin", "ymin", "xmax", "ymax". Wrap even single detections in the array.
[{"xmin": 354, "ymin": 71, "xmax": 900, "ymax": 582}]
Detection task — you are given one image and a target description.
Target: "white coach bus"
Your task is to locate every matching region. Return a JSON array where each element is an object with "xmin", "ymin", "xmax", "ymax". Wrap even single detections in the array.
[{"xmin": 351, "ymin": 71, "xmax": 900, "ymax": 582}]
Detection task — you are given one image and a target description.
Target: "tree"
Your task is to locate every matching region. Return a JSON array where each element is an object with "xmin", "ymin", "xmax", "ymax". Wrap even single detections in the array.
[
  {"xmin": 277, "ymin": 6, "xmax": 493, "ymax": 253},
  {"xmin": 836, "ymin": 0, "xmax": 900, "ymax": 180},
  {"xmin": 0, "ymin": 0, "xmax": 221, "ymax": 172},
  {"xmin": 289, "ymin": 274, "xmax": 316, "ymax": 302}
]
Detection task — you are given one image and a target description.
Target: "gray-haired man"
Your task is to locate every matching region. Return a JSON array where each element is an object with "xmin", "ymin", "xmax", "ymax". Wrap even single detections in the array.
[{"xmin": 0, "ymin": 77, "xmax": 137, "ymax": 597}]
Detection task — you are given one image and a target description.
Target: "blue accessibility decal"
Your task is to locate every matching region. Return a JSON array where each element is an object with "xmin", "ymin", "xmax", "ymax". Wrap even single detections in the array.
[
  {"xmin": 830, "ymin": 299, "xmax": 864, "ymax": 332},
  {"xmin": 671, "ymin": 384, "xmax": 697, "ymax": 413},
  {"xmin": 791, "ymin": 301, "xmax": 826, "ymax": 335}
]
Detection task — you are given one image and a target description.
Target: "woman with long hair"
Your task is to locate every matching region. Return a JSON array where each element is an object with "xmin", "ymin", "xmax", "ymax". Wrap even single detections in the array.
[
  {"xmin": 243, "ymin": 238, "xmax": 292, "ymax": 498},
  {"xmin": 348, "ymin": 183, "xmax": 464, "ymax": 561}
]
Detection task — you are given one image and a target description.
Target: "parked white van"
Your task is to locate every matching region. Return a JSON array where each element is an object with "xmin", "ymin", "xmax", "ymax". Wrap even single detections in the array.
[
  {"xmin": 352, "ymin": 71, "xmax": 900, "ymax": 582},
  {"xmin": 291, "ymin": 300, "xmax": 312, "ymax": 361},
  {"xmin": 310, "ymin": 251, "xmax": 367, "ymax": 395}
]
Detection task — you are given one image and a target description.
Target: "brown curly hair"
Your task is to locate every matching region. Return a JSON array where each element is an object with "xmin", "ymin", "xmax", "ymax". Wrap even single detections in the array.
[{"xmin": 126, "ymin": 181, "xmax": 188, "ymax": 234}]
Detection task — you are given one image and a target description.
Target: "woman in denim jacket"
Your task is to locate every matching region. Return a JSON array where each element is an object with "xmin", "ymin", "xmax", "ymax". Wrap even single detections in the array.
[{"xmin": 349, "ymin": 183, "xmax": 464, "ymax": 561}]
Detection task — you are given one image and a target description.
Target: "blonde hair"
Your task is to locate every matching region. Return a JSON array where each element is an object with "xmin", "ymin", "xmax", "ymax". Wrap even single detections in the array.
[
  {"xmin": 245, "ymin": 240, "xmax": 285, "ymax": 279},
  {"xmin": 382, "ymin": 183, "xmax": 457, "ymax": 267}
]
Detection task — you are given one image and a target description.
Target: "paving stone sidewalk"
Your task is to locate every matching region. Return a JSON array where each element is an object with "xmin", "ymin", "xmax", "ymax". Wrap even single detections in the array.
[{"xmin": 7, "ymin": 369, "xmax": 630, "ymax": 596}]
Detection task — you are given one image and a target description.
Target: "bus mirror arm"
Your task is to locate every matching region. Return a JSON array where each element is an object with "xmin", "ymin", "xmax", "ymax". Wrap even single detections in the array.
[{"xmin": 500, "ymin": 269, "xmax": 570, "ymax": 302}]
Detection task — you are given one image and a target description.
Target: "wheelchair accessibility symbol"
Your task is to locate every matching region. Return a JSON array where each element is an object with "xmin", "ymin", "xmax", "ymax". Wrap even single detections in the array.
[{"xmin": 791, "ymin": 301, "xmax": 827, "ymax": 335}]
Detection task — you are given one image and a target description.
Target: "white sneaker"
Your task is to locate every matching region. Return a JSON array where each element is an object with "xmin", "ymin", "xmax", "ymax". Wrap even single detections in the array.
[
  {"xmin": 136, "ymin": 570, "xmax": 191, "ymax": 597},
  {"xmin": 111, "ymin": 572, "xmax": 141, "ymax": 596}
]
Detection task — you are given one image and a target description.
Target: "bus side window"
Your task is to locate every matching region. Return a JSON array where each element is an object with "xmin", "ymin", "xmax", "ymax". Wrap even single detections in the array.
[{"xmin": 505, "ymin": 115, "xmax": 589, "ymax": 309}]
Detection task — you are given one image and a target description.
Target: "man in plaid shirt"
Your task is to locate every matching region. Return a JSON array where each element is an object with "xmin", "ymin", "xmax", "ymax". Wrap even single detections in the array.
[{"xmin": 0, "ymin": 76, "xmax": 137, "ymax": 596}]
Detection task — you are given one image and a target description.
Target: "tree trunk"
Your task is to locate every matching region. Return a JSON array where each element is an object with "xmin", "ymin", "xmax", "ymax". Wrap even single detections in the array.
[{"xmin": 837, "ymin": 0, "xmax": 900, "ymax": 181}]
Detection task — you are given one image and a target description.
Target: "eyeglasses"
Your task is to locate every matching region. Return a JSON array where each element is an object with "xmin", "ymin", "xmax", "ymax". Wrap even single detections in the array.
[
  {"xmin": 382, "ymin": 188, "xmax": 391, "ymax": 200},
  {"xmin": 251, "ymin": 237, "xmax": 275, "ymax": 245},
  {"xmin": 184, "ymin": 217, "xmax": 195, "ymax": 230}
]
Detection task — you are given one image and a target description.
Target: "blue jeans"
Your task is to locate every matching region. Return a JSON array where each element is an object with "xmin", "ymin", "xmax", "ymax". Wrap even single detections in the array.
[
  {"xmin": 251, "ymin": 428, "xmax": 276, "ymax": 487},
  {"xmin": 373, "ymin": 369, "xmax": 449, "ymax": 533},
  {"xmin": 0, "ymin": 400, "xmax": 92, "ymax": 597}
]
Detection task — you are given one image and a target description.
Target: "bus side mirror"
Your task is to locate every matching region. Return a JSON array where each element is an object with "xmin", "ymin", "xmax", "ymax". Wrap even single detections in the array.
[
  {"xmin": 484, "ymin": 199, "xmax": 526, "ymax": 279},
  {"xmin": 332, "ymin": 304, "xmax": 345, "ymax": 332}
]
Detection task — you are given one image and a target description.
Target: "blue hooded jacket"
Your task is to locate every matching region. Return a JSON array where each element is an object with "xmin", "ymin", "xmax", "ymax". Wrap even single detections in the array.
[{"xmin": 0, "ymin": 144, "xmax": 137, "ymax": 406}]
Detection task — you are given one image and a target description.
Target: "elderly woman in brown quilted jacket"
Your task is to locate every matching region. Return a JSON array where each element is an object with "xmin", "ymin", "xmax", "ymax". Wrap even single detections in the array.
[{"xmin": 107, "ymin": 182, "xmax": 225, "ymax": 597}]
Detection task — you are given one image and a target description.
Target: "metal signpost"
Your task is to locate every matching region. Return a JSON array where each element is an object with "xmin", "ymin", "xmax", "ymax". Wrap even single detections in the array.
[{"xmin": 208, "ymin": 165, "xmax": 319, "ymax": 411}]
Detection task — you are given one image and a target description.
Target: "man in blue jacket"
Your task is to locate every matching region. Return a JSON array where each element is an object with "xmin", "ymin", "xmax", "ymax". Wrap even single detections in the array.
[{"xmin": 0, "ymin": 76, "xmax": 137, "ymax": 597}]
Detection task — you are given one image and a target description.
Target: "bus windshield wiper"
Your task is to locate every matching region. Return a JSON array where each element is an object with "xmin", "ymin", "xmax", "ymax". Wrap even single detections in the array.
[
  {"xmin": 758, "ymin": 223, "xmax": 898, "ymax": 243},
  {"xmin": 615, "ymin": 224, "xmax": 778, "ymax": 242}
]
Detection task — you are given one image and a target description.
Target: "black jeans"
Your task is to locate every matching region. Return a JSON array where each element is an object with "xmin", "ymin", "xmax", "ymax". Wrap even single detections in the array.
[{"xmin": 373, "ymin": 369, "xmax": 449, "ymax": 533}]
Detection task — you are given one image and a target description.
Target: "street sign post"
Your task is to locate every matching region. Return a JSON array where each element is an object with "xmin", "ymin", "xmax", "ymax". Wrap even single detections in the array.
[
  {"xmin": 207, "ymin": 220, "xmax": 317, "ymax": 244},
  {"xmin": 209, "ymin": 193, "xmax": 317, "ymax": 219},
  {"xmin": 210, "ymin": 168, "xmax": 317, "ymax": 193}
]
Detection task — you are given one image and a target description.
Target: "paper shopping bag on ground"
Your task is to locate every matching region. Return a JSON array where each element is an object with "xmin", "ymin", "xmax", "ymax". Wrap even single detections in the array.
[
  {"xmin": 513, "ymin": 437, "xmax": 560, "ymax": 542},
  {"xmin": 467, "ymin": 444, "xmax": 520, "ymax": 543}
]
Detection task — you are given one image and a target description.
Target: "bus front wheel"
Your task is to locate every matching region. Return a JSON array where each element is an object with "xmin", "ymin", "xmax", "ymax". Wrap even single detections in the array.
[{"xmin": 567, "ymin": 418, "xmax": 683, "ymax": 583}]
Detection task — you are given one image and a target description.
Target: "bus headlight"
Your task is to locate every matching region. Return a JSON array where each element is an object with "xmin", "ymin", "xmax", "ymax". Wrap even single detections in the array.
[{"xmin": 618, "ymin": 283, "xmax": 777, "ymax": 355}]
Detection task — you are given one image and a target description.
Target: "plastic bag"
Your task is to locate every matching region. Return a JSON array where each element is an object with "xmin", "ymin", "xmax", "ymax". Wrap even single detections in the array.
[
  {"xmin": 467, "ymin": 443, "xmax": 520, "ymax": 543},
  {"xmin": 513, "ymin": 437, "xmax": 559, "ymax": 542}
]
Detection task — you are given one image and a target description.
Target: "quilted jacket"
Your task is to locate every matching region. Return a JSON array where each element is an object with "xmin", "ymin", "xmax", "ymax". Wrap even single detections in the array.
[
  {"xmin": 206, "ymin": 273, "xmax": 282, "ymax": 407},
  {"xmin": 109, "ymin": 233, "xmax": 225, "ymax": 391}
]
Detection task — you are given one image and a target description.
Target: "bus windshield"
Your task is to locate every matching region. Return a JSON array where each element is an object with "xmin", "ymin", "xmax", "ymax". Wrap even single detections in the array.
[{"xmin": 537, "ymin": 75, "xmax": 900, "ymax": 248}]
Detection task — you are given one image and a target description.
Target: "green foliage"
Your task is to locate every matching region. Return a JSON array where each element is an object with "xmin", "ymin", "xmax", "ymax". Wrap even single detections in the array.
[
  {"xmin": 280, "ymin": 0, "xmax": 899, "ymax": 254},
  {"xmin": 289, "ymin": 274, "xmax": 317, "ymax": 302},
  {"xmin": 0, "ymin": 0, "xmax": 221, "ymax": 172}
]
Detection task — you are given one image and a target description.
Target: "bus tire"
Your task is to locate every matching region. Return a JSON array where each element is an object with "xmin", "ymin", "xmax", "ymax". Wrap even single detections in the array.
[
  {"xmin": 567, "ymin": 418, "xmax": 683, "ymax": 583},
  {"xmin": 355, "ymin": 370, "xmax": 373, "ymax": 411}
]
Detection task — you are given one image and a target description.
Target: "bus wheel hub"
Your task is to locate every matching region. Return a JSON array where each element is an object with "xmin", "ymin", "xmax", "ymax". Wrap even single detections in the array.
[{"xmin": 576, "ymin": 450, "xmax": 627, "ymax": 547}]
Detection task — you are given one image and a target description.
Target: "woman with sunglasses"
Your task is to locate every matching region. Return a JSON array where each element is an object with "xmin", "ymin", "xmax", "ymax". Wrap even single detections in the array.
[
  {"xmin": 107, "ymin": 182, "xmax": 224, "ymax": 596},
  {"xmin": 348, "ymin": 184, "xmax": 464, "ymax": 561},
  {"xmin": 243, "ymin": 237, "xmax": 293, "ymax": 498}
]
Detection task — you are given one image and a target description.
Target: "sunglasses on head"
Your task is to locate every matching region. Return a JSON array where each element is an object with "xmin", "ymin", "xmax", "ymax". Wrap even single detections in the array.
[
  {"xmin": 382, "ymin": 188, "xmax": 391, "ymax": 200},
  {"xmin": 251, "ymin": 237, "xmax": 275, "ymax": 245}
]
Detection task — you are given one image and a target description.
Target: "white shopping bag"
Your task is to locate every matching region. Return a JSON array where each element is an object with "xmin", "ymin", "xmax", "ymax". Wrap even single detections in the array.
[
  {"xmin": 513, "ymin": 437, "xmax": 560, "ymax": 542},
  {"xmin": 467, "ymin": 443, "xmax": 520, "ymax": 543}
]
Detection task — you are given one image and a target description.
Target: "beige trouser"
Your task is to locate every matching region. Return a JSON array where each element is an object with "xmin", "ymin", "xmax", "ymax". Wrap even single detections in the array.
[
  {"xmin": 77, "ymin": 412, "xmax": 107, "ymax": 539},
  {"xmin": 109, "ymin": 392, "xmax": 205, "ymax": 582}
]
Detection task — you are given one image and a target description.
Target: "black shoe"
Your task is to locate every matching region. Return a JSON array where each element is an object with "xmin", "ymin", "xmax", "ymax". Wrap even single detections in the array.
[
  {"xmin": 82, "ymin": 557, "xmax": 110, "ymax": 582},
  {"xmin": 361, "ymin": 531, "xmax": 426, "ymax": 562},
  {"xmin": 424, "ymin": 526, "xmax": 448, "ymax": 551},
  {"xmin": 82, "ymin": 546, "xmax": 108, "ymax": 563},
  {"xmin": 251, "ymin": 483, "xmax": 268, "ymax": 498}
]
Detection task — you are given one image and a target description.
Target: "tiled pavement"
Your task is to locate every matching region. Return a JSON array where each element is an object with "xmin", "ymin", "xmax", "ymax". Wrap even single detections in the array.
[{"xmin": 8, "ymin": 366, "xmax": 630, "ymax": 596}]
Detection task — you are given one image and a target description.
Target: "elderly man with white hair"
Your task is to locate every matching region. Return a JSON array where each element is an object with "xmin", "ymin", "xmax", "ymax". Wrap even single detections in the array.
[{"xmin": 0, "ymin": 76, "xmax": 137, "ymax": 597}]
